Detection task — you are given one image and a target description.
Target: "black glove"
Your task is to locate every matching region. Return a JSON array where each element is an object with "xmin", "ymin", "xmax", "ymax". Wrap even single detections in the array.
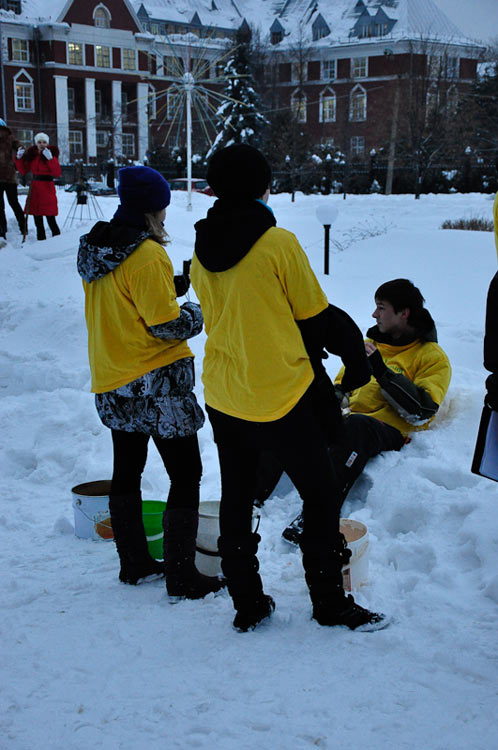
[
  {"xmin": 368, "ymin": 348, "xmax": 388, "ymax": 380},
  {"xmin": 174, "ymin": 273, "xmax": 190, "ymax": 297},
  {"xmin": 485, "ymin": 373, "xmax": 498, "ymax": 410}
]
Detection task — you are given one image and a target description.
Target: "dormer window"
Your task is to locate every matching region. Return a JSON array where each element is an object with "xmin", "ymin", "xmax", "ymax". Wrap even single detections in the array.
[
  {"xmin": 271, "ymin": 31, "xmax": 283, "ymax": 44},
  {"xmin": 270, "ymin": 19, "xmax": 284, "ymax": 46},
  {"xmin": 94, "ymin": 5, "xmax": 111, "ymax": 29}
]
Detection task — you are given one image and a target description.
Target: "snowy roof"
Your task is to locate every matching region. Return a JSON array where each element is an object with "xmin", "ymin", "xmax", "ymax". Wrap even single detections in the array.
[
  {"xmin": 1, "ymin": 0, "xmax": 481, "ymax": 46},
  {"xmin": 133, "ymin": 0, "xmax": 243, "ymax": 27}
]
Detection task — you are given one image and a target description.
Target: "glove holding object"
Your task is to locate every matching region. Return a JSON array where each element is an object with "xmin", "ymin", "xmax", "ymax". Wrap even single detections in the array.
[
  {"xmin": 16, "ymin": 148, "xmax": 24, "ymax": 159},
  {"xmin": 42, "ymin": 148, "xmax": 52, "ymax": 160},
  {"xmin": 173, "ymin": 273, "xmax": 190, "ymax": 297}
]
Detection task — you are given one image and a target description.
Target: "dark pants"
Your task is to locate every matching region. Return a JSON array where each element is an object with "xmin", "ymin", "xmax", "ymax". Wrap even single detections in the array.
[
  {"xmin": 207, "ymin": 383, "xmax": 342, "ymax": 543},
  {"xmin": 33, "ymin": 215, "xmax": 60, "ymax": 240},
  {"xmin": 110, "ymin": 429, "xmax": 202, "ymax": 511},
  {"xmin": 0, "ymin": 182, "xmax": 25, "ymax": 237},
  {"xmin": 254, "ymin": 412, "xmax": 405, "ymax": 507}
]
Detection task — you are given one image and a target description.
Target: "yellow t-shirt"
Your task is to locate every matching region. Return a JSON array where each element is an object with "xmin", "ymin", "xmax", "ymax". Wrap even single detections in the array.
[
  {"xmin": 191, "ymin": 226, "xmax": 328, "ymax": 421},
  {"xmin": 83, "ymin": 238, "xmax": 192, "ymax": 393},
  {"xmin": 335, "ymin": 337, "xmax": 451, "ymax": 437}
]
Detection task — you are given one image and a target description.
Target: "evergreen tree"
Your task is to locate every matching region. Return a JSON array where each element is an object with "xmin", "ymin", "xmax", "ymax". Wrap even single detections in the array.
[{"xmin": 208, "ymin": 25, "xmax": 267, "ymax": 157}]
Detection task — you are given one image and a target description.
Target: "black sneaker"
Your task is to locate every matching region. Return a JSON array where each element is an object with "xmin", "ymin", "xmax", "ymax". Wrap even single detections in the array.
[
  {"xmin": 233, "ymin": 595, "xmax": 276, "ymax": 632},
  {"xmin": 282, "ymin": 512, "xmax": 303, "ymax": 546},
  {"xmin": 313, "ymin": 595, "xmax": 389, "ymax": 632}
]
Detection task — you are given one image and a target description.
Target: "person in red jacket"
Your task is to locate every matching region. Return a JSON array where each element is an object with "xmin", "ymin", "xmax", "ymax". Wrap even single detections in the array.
[{"xmin": 15, "ymin": 132, "xmax": 61, "ymax": 241}]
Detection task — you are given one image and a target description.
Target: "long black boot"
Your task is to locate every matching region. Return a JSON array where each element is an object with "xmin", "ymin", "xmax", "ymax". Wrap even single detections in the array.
[
  {"xmin": 163, "ymin": 508, "xmax": 226, "ymax": 600},
  {"xmin": 109, "ymin": 493, "xmax": 164, "ymax": 584},
  {"xmin": 300, "ymin": 534, "xmax": 388, "ymax": 632},
  {"xmin": 218, "ymin": 532, "xmax": 275, "ymax": 632}
]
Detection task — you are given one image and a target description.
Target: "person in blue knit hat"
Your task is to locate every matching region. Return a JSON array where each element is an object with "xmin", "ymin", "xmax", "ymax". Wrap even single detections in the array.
[{"xmin": 77, "ymin": 165, "xmax": 224, "ymax": 600}]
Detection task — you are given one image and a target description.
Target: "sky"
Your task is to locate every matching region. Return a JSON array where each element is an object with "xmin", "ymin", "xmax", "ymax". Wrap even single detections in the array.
[{"xmin": 434, "ymin": 0, "xmax": 498, "ymax": 43}]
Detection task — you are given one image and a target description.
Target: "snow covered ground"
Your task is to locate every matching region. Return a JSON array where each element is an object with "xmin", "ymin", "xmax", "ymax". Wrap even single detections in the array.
[{"xmin": 1, "ymin": 187, "xmax": 497, "ymax": 749}]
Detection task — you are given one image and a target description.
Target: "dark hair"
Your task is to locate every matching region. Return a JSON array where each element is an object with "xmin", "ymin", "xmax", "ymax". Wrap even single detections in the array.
[{"xmin": 375, "ymin": 278, "xmax": 425, "ymax": 327}]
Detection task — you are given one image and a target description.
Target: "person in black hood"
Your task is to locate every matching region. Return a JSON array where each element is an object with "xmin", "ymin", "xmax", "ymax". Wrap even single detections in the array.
[
  {"xmin": 191, "ymin": 144, "xmax": 387, "ymax": 633},
  {"xmin": 282, "ymin": 278, "xmax": 452, "ymax": 545},
  {"xmin": 77, "ymin": 165, "xmax": 224, "ymax": 600}
]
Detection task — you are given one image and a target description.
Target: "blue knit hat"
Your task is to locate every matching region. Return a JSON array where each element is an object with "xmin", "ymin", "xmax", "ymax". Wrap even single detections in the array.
[{"xmin": 117, "ymin": 166, "xmax": 171, "ymax": 212}]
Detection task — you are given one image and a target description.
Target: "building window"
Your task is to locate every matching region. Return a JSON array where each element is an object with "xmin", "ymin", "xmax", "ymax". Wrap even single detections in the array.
[
  {"xmin": 167, "ymin": 89, "xmax": 181, "ymax": 119},
  {"xmin": 69, "ymin": 130, "xmax": 83, "ymax": 155},
  {"xmin": 350, "ymin": 136, "xmax": 365, "ymax": 155},
  {"xmin": 122, "ymin": 91, "xmax": 129, "ymax": 122},
  {"xmin": 351, "ymin": 57, "xmax": 367, "ymax": 78},
  {"xmin": 319, "ymin": 88, "xmax": 336, "ymax": 123},
  {"xmin": 122, "ymin": 133, "xmax": 135, "ymax": 157},
  {"xmin": 151, "ymin": 23, "xmax": 160, "ymax": 35},
  {"xmin": 94, "ymin": 5, "xmax": 111, "ymax": 28},
  {"xmin": 12, "ymin": 38, "xmax": 29, "ymax": 62},
  {"xmin": 96, "ymin": 131, "xmax": 108, "ymax": 148},
  {"xmin": 96, "ymin": 45, "xmax": 111, "ymax": 68},
  {"xmin": 68, "ymin": 42, "xmax": 83, "ymax": 66},
  {"xmin": 14, "ymin": 71, "xmax": 34, "ymax": 112},
  {"xmin": 322, "ymin": 59, "xmax": 336, "ymax": 80},
  {"xmin": 215, "ymin": 60, "xmax": 225, "ymax": 78},
  {"xmin": 291, "ymin": 90, "xmax": 307, "ymax": 123},
  {"xmin": 148, "ymin": 86, "xmax": 156, "ymax": 120},
  {"xmin": 16, "ymin": 128, "xmax": 33, "ymax": 145},
  {"xmin": 427, "ymin": 55, "xmax": 441, "ymax": 79},
  {"xmin": 271, "ymin": 31, "xmax": 282, "ymax": 45},
  {"xmin": 426, "ymin": 84, "xmax": 439, "ymax": 121},
  {"xmin": 350, "ymin": 85, "xmax": 367, "ymax": 121},
  {"xmin": 68, "ymin": 87, "xmax": 75, "ymax": 117},
  {"xmin": 122, "ymin": 48, "xmax": 136, "ymax": 71},
  {"xmin": 95, "ymin": 90, "xmax": 102, "ymax": 118},
  {"xmin": 292, "ymin": 62, "xmax": 306, "ymax": 82},
  {"xmin": 447, "ymin": 86, "xmax": 459, "ymax": 116},
  {"xmin": 446, "ymin": 56, "xmax": 459, "ymax": 79}
]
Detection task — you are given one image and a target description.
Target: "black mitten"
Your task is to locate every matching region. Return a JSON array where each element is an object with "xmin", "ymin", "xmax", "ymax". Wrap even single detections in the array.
[{"xmin": 174, "ymin": 273, "xmax": 190, "ymax": 297}]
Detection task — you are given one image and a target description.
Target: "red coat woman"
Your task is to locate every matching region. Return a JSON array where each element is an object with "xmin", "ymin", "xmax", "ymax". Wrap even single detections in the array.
[{"xmin": 15, "ymin": 132, "xmax": 61, "ymax": 240}]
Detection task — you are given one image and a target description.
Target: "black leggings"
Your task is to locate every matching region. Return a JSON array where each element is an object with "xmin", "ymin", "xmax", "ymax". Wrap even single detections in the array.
[
  {"xmin": 207, "ymin": 383, "xmax": 342, "ymax": 542},
  {"xmin": 110, "ymin": 430, "xmax": 202, "ymax": 511},
  {"xmin": 34, "ymin": 215, "xmax": 60, "ymax": 238},
  {"xmin": 0, "ymin": 182, "xmax": 25, "ymax": 236}
]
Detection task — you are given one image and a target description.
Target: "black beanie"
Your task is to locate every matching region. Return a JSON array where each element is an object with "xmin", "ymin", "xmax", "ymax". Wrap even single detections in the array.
[{"xmin": 207, "ymin": 144, "xmax": 271, "ymax": 200}]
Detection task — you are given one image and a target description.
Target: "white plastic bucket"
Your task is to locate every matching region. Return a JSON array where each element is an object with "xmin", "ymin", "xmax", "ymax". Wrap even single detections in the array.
[
  {"xmin": 195, "ymin": 500, "xmax": 260, "ymax": 577},
  {"xmin": 71, "ymin": 480, "xmax": 113, "ymax": 541},
  {"xmin": 340, "ymin": 518, "xmax": 369, "ymax": 591}
]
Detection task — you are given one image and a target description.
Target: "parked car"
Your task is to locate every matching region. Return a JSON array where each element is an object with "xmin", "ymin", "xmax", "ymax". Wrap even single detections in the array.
[
  {"xmin": 169, "ymin": 178, "xmax": 214, "ymax": 196},
  {"xmin": 65, "ymin": 181, "xmax": 116, "ymax": 196}
]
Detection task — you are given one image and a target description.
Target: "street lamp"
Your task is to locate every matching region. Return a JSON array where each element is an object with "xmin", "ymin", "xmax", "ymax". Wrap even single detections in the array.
[{"xmin": 316, "ymin": 203, "xmax": 339, "ymax": 275}]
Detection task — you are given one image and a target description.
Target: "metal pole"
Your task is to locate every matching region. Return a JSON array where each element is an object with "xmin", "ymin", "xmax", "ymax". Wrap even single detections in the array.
[
  {"xmin": 185, "ymin": 75, "xmax": 193, "ymax": 212},
  {"xmin": 324, "ymin": 224, "xmax": 330, "ymax": 275}
]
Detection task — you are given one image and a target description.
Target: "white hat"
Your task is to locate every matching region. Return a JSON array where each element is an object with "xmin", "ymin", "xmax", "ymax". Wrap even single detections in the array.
[{"xmin": 34, "ymin": 132, "xmax": 49, "ymax": 143}]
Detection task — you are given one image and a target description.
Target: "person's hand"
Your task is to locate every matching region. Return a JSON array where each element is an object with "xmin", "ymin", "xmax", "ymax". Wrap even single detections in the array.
[
  {"xmin": 42, "ymin": 148, "xmax": 52, "ymax": 160},
  {"xmin": 365, "ymin": 341, "xmax": 377, "ymax": 356},
  {"xmin": 16, "ymin": 148, "xmax": 24, "ymax": 159}
]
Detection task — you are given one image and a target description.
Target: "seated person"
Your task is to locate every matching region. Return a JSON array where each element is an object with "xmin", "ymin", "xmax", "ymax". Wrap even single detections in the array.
[{"xmin": 271, "ymin": 278, "xmax": 452, "ymax": 544}]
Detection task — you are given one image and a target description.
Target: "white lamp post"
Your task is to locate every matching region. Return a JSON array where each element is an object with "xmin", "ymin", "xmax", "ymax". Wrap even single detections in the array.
[{"xmin": 315, "ymin": 203, "xmax": 339, "ymax": 275}]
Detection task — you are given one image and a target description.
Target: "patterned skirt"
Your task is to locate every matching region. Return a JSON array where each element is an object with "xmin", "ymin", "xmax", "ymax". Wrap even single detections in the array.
[{"xmin": 95, "ymin": 357, "xmax": 205, "ymax": 439}]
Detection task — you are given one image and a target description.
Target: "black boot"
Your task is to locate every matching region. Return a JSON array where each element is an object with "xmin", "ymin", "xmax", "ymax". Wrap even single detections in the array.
[
  {"xmin": 163, "ymin": 508, "xmax": 226, "ymax": 600},
  {"xmin": 300, "ymin": 534, "xmax": 388, "ymax": 632},
  {"xmin": 109, "ymin": 493, "xmax": 164, "ymax": 585},
  {"xmin": 219, "ymin": 533, "xmax": 275, "ymax": 632}
]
